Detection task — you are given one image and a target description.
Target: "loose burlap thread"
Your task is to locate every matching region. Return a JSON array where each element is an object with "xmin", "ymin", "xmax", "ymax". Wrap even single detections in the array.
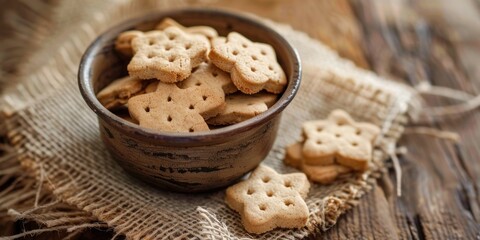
[{"xmin": 0, "ymin": 1, "xmax": 415, "ymax": 239}]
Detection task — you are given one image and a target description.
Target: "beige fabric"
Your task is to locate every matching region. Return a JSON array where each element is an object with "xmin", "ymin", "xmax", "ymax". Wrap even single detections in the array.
[{"xmin": 1, "ymin": 1, "xmax": 414, "ymax": 239}]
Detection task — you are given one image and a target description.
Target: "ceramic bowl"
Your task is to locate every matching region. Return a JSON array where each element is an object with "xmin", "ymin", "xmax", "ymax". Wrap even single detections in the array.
[{"xmin": 78, "ymin": 9, "xmax": 301, "ymax": 192}]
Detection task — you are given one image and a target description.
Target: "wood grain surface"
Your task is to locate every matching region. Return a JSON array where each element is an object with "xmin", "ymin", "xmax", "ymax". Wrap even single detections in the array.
[
  {"xmin": 328, "ymin": 1, "xmax": 480, "ymax": 239},
  {"xmin": 2, "ymin": 0, "xmax": 480, "ymax": 239},
  {"xmin": 203, "ymin": 0, "xmax": 480, "ymax": 239}
]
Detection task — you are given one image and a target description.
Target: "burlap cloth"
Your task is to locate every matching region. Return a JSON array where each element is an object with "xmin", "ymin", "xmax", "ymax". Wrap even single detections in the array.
[{"xmin": 0, "ymin": 1, "xmax": 416, "ymax": 239}]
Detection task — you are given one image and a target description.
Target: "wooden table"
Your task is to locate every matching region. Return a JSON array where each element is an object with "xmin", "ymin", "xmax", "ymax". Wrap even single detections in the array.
[{"xmin": 2, "ymin": 0, "xmax": 479, "ymax": 239}]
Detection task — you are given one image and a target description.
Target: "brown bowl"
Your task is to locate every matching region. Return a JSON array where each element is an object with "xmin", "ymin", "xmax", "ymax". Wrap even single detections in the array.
[{"xmin": 78, "ymin": 9, "xmax": 301, "ymax": 192}]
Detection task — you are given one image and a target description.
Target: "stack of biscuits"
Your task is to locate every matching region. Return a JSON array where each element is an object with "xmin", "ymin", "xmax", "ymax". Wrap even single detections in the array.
[
  {"xmin": 96, "ymin": 18, "xmax": 287, "ymax": 132},
  {"xmin": 284, "ymin": 110, "xmax": 380, "ymax": 184}
]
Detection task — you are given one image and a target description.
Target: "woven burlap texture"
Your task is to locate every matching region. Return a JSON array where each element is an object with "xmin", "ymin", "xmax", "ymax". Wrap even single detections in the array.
[{"xmin": 1, "ymin": 2, "xmax": 414, "ymax": 239}]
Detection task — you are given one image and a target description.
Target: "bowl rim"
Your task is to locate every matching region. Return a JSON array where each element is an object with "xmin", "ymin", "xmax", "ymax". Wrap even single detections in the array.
[{"xmin": 78, "ymin": 8, "xmax": 302, "ymax": 142}]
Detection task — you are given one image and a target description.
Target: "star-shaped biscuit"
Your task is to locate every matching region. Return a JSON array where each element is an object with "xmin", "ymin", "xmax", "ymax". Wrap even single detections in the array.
[
  {"xmin": 302, "ymin": 110, "xmax": 380, "ymax": 171},
  {"xmin": 225, "ymin": 165, "xmax": 310, "ymax": 234},
  {"xmin": 115, "ymin": 19, "xmax": 217, "ymax": 58},
  {"xmin": 285, "ymin": 142, "xmax": 352, "ymax": 184},
  {"xmin": 209, "ymin": 32, "xmax": 287, "ymax": 94},
  {"xmin": 177, "ymin": 62, "xmax": 237, "ymax": 94},
  {"xmin": 96, "ymin": 75, "xmax": 151, "ymax": 110},
  {"xmin": 206, "ymin": 92, "xmax": 277, "ymax": 125},
  {"xmin": 127, "ymin": 26, "xmax": 209, "ymax": 83},
  {"xmin": 128, "ymin": 81, "xmax": 224, "ymax": 132},
  {"xmin": 155, "ymin": 17, "xmax": 218, "ymax": 40}
]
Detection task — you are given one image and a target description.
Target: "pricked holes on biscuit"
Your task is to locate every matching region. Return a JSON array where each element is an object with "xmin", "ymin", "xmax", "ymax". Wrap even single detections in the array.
[
  {"xmin": 260, "ymin": 50, "xmax": 267, "ymax": 55},
  {"xmin": 195, "ymin": 82, "xmax": 202, "ymax": 86},
  {"xmin": 335, "ymin": 133, "xmax": 341, "ymax": 138},
  {"xmin": 316, "ymin": 140, "xmax": 322, "ymax": 145},
  {"xmin": 284, "ymin": 199, "xmax": 294, "ymax": 207},
  {"xmin": 242, "ymin": 43, "xmax": 248, "ymax": 48},
  {"xmin": 251, "ymin": 67, "xmax": 257, "ymax": 72},
  {"xmin": 165, "ymin": 45, "xmax": 173, "ymax": 51},
  {"xmin": 144, "ymin": 106, "xmax": 150, "ymax": 113},
  {"xmin": 167, "ymin": 116, "xmax": 172, "ymax": 122},
  {"xmin": 212, "ymin": 72, "xmax": 218, "ymax": 77},
  {"xmin": 148, "ymin": 39, "xmax": 156, "ymax": 46},
  {"xmin": 261, "ymin": 176, "xmax": 271, "ymax": 183},
  {"xmin": 202, "ymin": 95, "xmax": 208, "ymax": 101},
  {"xmin": 251, "ymin": 55, "xmax": 258, "ymax": 61},
  {"xmin": 266, "ymin": 190, "xmax": 274, "ymax": 197},
  {"xmin": 316, "ymin": 127, "xmax": 323, "ymax": 132},
  {"xmin": 355, "ymin": 129, "xmax": 362, "ymax": 135},
  {"xmin": 259, "ymin": 204, "xmax": 267, "ymax": 211},
  {"xmin": 167, "ymin": 96, "xmax": 172, "ymax": 102},
  {"xmin": 284, "ymin": 180, "xmax": 292, "ymax": 188},
  {"xmin": 185, "ymin": 43, "xmax": 192, "ymax": 50},
  {"xmin": 247, "ymin": 188, "xmax": 255, "ymax": 195},
  {"xmin": 167, "ymin": 34, "xmax": 176, "ymax": 40},
  {"xmin": 351, "ymin": 142, "xmax": 358, "ymax": 147},
  {"xmin": 232, "ymin": 50, "xmax": 239, "ymax": 56},
  {"xmin": 189, "ymin": 104, "xmax": 195, "ymax": 110},
  {"xmin": 168, "ymin": 56, "xmax": 176, "ymax": 62},
  {"xmin": 147, "ymin": 53, "xmax": 156, "ymax": 59},
  {"xmin": 189, "ymin": 127, "xmax": 194, "ymax": 132},
  {"xmin": 268, "ymin": 65, "xmax": 274, "ymax": 71}
]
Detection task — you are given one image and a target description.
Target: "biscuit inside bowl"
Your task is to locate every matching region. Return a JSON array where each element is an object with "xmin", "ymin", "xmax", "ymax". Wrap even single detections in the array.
[{"xmin": 85, "ymin": 9, "xmax": 298, "ymax": 135}]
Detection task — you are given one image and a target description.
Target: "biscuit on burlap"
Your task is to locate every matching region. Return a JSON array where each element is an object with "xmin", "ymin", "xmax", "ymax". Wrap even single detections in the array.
[
  {"xmin": 206, "ymin": 92, "xmax": 277, "ymax": 125},
  {"xmin": 155, "ymin": 17, "xmax": 218, "ymax": 40},
  {"xmin": 96, "ymin": 75, "xmax": 149, "ymax": 110},
  {"xmin": 302, "ymin": 164, "xmax": 351, "ymax": 184},
  {"xmin": 284, "ymin": 142, "xmax": 304, "ymax": 169},
  {"xmin": 302, "ymin": 110, "xmax": 380, "ymax": 171},
  {"xmin": 127, "ymin": 81, "xmax": 225, "ymax": 132},
  {"xmin": 209, "ymin": 32, "xmax": 287, "ymax": 94},
  {"xmin": 285, "ymin": 142, "xmax": 352, "ymax": 184},
  {"xmin": 128, "ymin": 26, "xmax": 209, "ymax": 83},
  {"xmin": 225, "ymin": 165, "xmax": 310, "ymax": 234},
  {"xmin": 177, "ymin": 62, "xmax": 237, "ymax": 95}
]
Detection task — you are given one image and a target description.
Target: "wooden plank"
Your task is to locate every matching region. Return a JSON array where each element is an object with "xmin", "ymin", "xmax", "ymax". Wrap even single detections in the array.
[
  {"xmin": 350, "ymin": 0, "xmax": 480, "ymax": 239},
  {"xmin": 321, "ymin": 186, "xmax": 399, "ymax": 240}
]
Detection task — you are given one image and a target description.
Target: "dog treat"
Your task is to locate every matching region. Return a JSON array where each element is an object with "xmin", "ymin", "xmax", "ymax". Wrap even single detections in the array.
[
  {"xmin": 302, "ymin": 110, "xmax": 380, "ymax": 171},
  {"xmin": 96, "ymin": 75, "xmax": 148, "ymax": 110},
  {"xmin": 225, "ymin": 165, "xmax": 310, "ymax": 234},
  {"xmin": 206, "ymin": 92, "xmax": 277, "ymax": 125},
  {"xmin": 209, "ymin": 32, "xmax": 287, "ymax": 94},
  {"xmin": 302, "ymin": 164, "xmax": 351, "ymax": 184},
  {"xmin": 155, "ymin": 17, "xmax": 218, "ymax": 40},
  {"xmin": 177, "ymin": 62, "xmax": 237, "ymax": 95},
  {"xmin": 128, "ymin": 26, "xmax": 209, "ymax": 83},
  {"xmin": 144, "ymin": 81, "xmax": 159, "ymax": 93},
  {"xmin": 284, "ymin": 142, "xmax": 352, "ymax": 184},
  {"xmin": 284, "ymin": 142, "xmax": 303, "ymax": 169},
  {"xmin": 128, "ymin": 82, "xmax": 224, "ymax": 132},
  {"xmin": 114, "ymin": 30, "xmax": 145, "ymax": 56},
  {"xmin": 115, "ymin": 18, "xmax": 217, "ymax": 58}
]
